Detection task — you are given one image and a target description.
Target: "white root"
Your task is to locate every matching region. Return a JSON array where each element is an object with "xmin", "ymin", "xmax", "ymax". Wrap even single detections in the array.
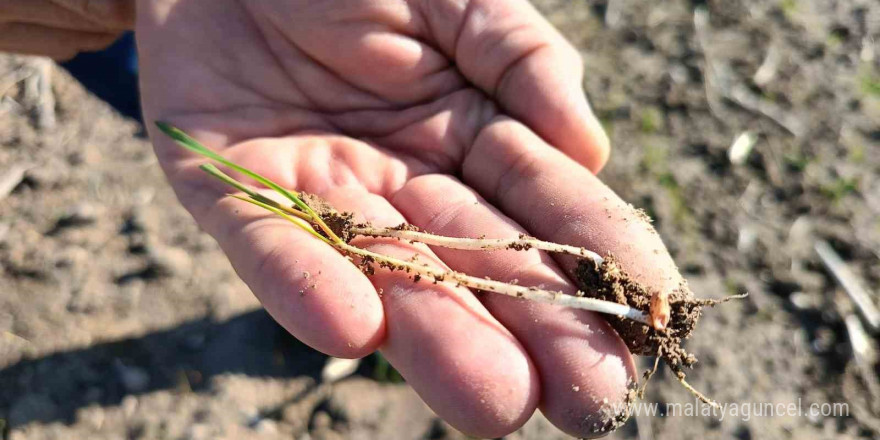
[
  {"xmin": 351, "ymin": 226, "xmax": 605, "ymax": 265},
  {"xmin": 195, "ymin": 167, "xmax": 647, "ymax": 324},
  {"xmin": 336, "ymin": 242, "xmax": 649, "ymax": 325}
]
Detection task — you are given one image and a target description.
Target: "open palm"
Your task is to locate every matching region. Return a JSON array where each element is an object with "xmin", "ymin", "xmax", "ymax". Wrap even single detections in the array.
[{"xmin": 137, "ymin": 0, "xmax": 682, "ymax": 437}]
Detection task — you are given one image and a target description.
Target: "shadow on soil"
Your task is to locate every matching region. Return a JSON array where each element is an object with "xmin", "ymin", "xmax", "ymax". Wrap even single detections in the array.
[{"xmin": 0, "ymin": 310, "xmax": 329, "ymax": 430}]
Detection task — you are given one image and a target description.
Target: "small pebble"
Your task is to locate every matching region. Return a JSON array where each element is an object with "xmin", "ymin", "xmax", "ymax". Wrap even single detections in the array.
[
  {"xmin": 788, "ymin": 292, "xmax": 815, "ymax": 311},
  {"xmin": 254, "ymin": 419, "xmax": 278, "ymax": 434},
  {"xmin": 321, "ymin": 357, "xmax": 361, "ymax": 383},
  {"xmin": 737, "ymin": 225, "xmax": 758, "ymax": 253}
]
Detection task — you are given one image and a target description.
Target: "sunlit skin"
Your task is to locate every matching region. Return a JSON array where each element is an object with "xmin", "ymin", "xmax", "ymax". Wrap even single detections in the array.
[
  {"xmin": 3, "ymin": 0, "xmax": 689, "ymax": 437},
  {"xmin": 0, "ymin": 0, "xmax": 133, "ymax": 60}
]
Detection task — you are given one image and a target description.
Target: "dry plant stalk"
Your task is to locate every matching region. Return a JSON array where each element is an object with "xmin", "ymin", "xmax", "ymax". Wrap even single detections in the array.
[{"xmin": 157, "ymin": 122, "xmax": 747, "ymax": 413}]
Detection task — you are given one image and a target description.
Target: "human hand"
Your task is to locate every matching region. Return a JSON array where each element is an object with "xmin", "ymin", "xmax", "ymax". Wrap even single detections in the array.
[
  {"xmin": 0, "ymin": 0, "xmax": 134, "ymax": 60},
  {"xmin": 137, "ymin": 0, "xmax": 683, "ymax": 437}
]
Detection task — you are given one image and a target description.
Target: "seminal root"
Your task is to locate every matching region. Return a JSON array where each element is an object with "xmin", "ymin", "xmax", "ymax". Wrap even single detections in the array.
[
  {"xmin": 336, "ymin": 240, "xmax": 649, "ymax": 324},
  {"xmin": 350, "ymin": 225, "xmax": 605, "ymax": 263}
]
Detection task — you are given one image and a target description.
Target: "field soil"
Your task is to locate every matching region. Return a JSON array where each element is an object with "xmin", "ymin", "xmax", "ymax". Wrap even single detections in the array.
[{"xmin": 1, "ymin": 0, "xmax": 879, "ymax": 439}]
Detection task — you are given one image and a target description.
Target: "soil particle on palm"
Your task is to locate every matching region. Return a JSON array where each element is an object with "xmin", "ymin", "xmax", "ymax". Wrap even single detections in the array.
[
  {"xmin": 593, "ymin": 385, "xmax": 640, "ymax": 436},
  {"xmin": 630, "ymin": 204, "xmax": 654, "ymax": 225}
]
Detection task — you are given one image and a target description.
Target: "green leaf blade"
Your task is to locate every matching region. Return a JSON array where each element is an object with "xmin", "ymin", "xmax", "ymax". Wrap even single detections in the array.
[
  {"xmin": 155, "ymin": 121, "xmax": 310, "ymax": 213},
  {"xmin": 155, "ymin": 121, "xmax": 343, "ymax": 244}
]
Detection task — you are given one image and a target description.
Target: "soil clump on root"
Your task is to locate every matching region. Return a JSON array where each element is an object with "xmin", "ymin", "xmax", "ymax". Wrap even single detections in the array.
[
  {"xmin": 574, "ymin": 256, "xmax": 701, "ymax": 371},
  {"xmin": 573, "ymin": 256, "xmax": 744, "ymax": 430},
  {"xmin": 300, "ymin": 193, "xmax": 355, "ymax": 242},
  {"xmin": 574, "ymin": 256, "xmax": 745, "ymax": 409}
]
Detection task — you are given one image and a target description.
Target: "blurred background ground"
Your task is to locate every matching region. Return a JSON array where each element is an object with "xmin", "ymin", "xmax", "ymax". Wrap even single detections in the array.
[{"xmin": 1, "ymin": 0, "xmax": 879, "ymax": 439}]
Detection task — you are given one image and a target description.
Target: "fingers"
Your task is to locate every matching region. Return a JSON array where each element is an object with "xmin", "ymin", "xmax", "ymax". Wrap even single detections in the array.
[
  {"xmin": 321, "ymin": 186, "xmax": 538, "ymax": 438},
  {"xmin": 328, "ymin": 89, "xmax": 498, "ymax": 174},
  {"xmin": 418, "ymin": 0, "xmax": 610, "ymax": 172},
  {"xmin": 0, "ymin": 23, "xmax": 119, "ymax": 60},
  {"xmin": 2, "ymin": 1, "xmax": 102, "ymax": 31},
  {"xmin": 392, "ymin": 174, "xmax": 636, "ymax": 437},
  {"xmin": 170, "ymin": 167, "xmax": 386, "ymax": 359},
  {"xmin": 248, "ymin": 0, "xmax": 466, "ymax": 106},
  {"xmin": 0, "ymin": 0, "xmax": 132, "ymax": 60},
  {"xmin": 463, "ymin": 117, "xmax": 683, "ymax": 294},
  {"xmin": 3, "ymin": 0, "xmax": 132, "ymax": 31},
  {"xmin": 49, "ymin": 0, "xmax": 136, "ymax": 29}
]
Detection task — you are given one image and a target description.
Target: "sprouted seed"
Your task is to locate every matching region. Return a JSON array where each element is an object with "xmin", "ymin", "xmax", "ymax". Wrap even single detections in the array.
[{"xmin": 157, "ymin": 122, "xmax": 747, "ymax": 419}]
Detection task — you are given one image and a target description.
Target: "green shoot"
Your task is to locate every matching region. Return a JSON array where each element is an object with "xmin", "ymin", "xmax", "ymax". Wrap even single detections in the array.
[
  {"xmin": 200, "ymin": 164, "xmax": 280, "ymax": 207},
  {"xmin": 200, "ymin": 164, "xmax": 317, "ymax": 224},
  {"xmin": 156, "ymin": 121, "xmax": 343, "ymax": 243},
  {"xmin": 155, "ymin": 122, "xmax": 305, "ymax": 207}
]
